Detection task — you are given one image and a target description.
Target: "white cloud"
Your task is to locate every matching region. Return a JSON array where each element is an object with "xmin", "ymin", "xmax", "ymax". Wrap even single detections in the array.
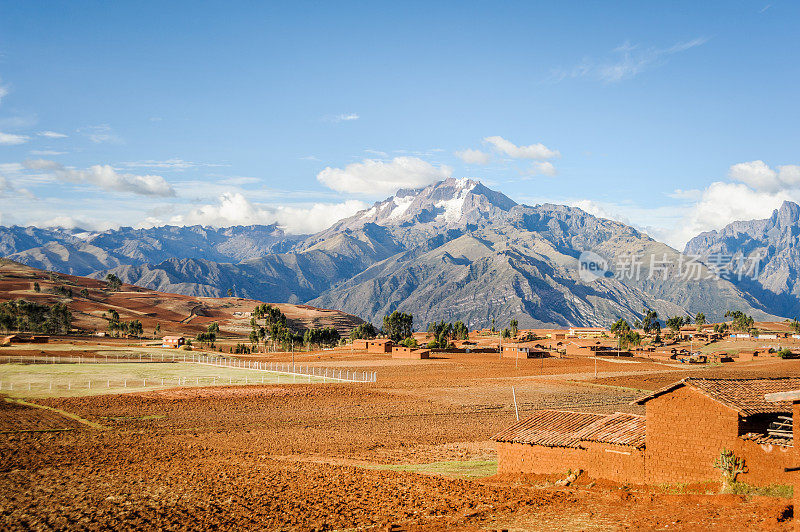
[
  {"xmin": 669, "ymin": 182, "xmax": 791, "ymax": 248},
  {"xmin": 325, "ymin": 113, "xmax": 360, "ymax": 122},
  {"xmin": 0, "ymin": 84, "xmax": 7, "ymax": 104},
  {"xmin": 37, "ymin": 131, "xmax": 68, "ymax": 139},
  {"xmin": 79, "ymin": 124, "xmax": 122, "ymax": 144},
  {"xmin": 317, "ymin": 156, "xmax": 452, "ymax": 196},
  {"xmin": 668, "ymin": 189, "xmax": 703, "ymax": 200},
  {"xmin": 0, "ymin": 132, "xmax": 29, "ymax": 145},
  {"xmin": 530, "ymin": 161, "xmax": 557, "ymax": 176},
  {"xmin": 728, "ymin": 160, "xmax": 800, "ymax": 193},
  {"xmin": 121, "ymin": 158, "xmax": 225, "ymax": 171},
  {"xmin": 550, "ymin": 37, "xmax": 708, "ymax": 84},
  {"xmin": 484, "ymin": 136, "xmax": 560, "ymax": 160},
  {"xmin": 29, "ymin": 150, "xmax": 67, "ymax": 156},
  {"xmin": 23, "ymin": 159, "xmax": 175, "ymax": 197},
  {"xmin": 455, "ymin": 148, "xmax": 490, "ymax": 165},
  {"xmin": 169, "ymin": 192, "xmax": 367, "ymax": 234}
]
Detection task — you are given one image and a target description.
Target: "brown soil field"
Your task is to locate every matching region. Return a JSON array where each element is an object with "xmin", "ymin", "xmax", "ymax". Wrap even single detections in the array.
[
  {"xmin": 0, "ymin": 259, "xmax": 364, "ymax": 336},
  {"xmin": 1, "ymin": 342, "xmax": 799, "ymax": 530}
]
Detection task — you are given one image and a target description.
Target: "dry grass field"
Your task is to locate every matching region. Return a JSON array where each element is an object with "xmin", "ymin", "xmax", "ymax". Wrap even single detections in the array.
[{"xmin": 0, "ymin": 339, "xmax": 798, "ymax": 530}]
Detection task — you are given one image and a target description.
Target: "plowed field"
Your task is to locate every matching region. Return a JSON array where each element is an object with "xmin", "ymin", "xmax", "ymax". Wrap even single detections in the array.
[{"xmin": 1, "ymin": 347, "xmax": 798, "ymax": 530}]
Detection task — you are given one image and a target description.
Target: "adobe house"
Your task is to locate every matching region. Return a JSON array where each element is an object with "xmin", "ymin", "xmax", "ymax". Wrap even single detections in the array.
[
  {"xmin": 501, "ymin": 342, "xmax": 550, "ymax": 359},
  {"xmin": 764, "ymin": 390, "xmax": 800, "ymax": 532},
  {"xmin": 351, "ymin": 338, "xmax": 393, "ymax": 353},
  {"xmin": 493, "ymin": 410, "xmax": 646, "ymax": 483},
  {"xmin": 391, "ymin": 346, "xmax": 430, "ymax": 359},
  {"xmin": 2, "ymin": 335, "xmax": 49, "ymax": 344},
  {"xmin": 567, "ymin": 327, "xmax": 608, "ymax": 338},
  {"xmin": 162, "ymin": 336, "xmax": 185, "ymax": 348},
  {"xmin": 494, "ymin": 378, "xmax": 799, "ymax": 487},
  {"xmin": 634, "ymin": 378, "xmax": 797, "ymax": 486}
]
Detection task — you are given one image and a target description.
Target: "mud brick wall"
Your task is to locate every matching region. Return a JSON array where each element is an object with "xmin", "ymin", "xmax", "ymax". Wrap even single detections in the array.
[
  {"xmin": 496, "ymin": 442, "xmax": 585, "ymax": 476},
  {"xmin": 645, "ymin": 386, "xmax": 739, "ymax": 484},
  {"xmin": 645, "ymin": 386, "xmax": 792, "ymax": 486},
  {"xmin": 583, "ymin": 442, "xmax": 646, "ymax": 484},
  {"xmin": 733, "ymin": 439, "xmax": 793, "ymax": 486},
  {"xmin": 496, "ymin": 442, "xmax": 645, "ymax": 484}
]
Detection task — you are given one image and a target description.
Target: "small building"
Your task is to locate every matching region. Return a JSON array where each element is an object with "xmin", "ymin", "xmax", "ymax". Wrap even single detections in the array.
[
  {"xmin": 162, "ymin": 336, "xmax": 185, "ymax": 348},
  {"xmin": 567, "ymin": 327, "xmax": 608, "ymax": 338},
  {"xmin": 391, "ymin": 346, "xmax": 430, "ymax": 359},
  {"xmin": 2, "ymin": 334, "xmax": 49, "ymax": 344},
  {"xmin": 735, "ymin": 350, "xmax": 760, "ymax": 361},
  {"xmin": 366, "ymin": 338, "xmax": 393, "ymax": 353},
  {"xmin": 353, "ymin": 338, "xmax": 393, "ymax": 353},
  {"xmin": 494, "ymin": 410, "xmax": 646, "ymax": 483},
  {"xmin": 495, "ymin": 377, "xmax": 800, "ymax": 487},
  {"xmin": 501, "ymin": 342, "xmax": 550, "ymax": 359},
  {"xmin": 634, "ymin": 377, "xmax": 797, "ymax": 486}
]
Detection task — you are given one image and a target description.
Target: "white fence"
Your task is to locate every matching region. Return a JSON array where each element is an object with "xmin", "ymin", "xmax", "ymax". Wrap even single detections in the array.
[
  {"xmin": 0, "ymin": 351, "xmax": 377, "ymax": 384},
  {"xmin": 193, "ymin": 354, "xmax": 377, "ymax": 383}
]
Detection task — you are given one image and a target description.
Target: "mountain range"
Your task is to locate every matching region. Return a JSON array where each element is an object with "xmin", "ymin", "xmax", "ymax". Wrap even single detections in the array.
[
  {"xmin": 3, "ymin": 178, "xmax": 796, "ymax": 328},
  {"xmin": 684, "ymin": 200, "xmax": 800, "ymax": 320}
]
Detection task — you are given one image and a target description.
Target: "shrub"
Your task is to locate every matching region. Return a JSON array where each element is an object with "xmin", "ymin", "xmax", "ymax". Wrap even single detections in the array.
[{"xmin": 713, "ymin": 448, "xmax": 746, "ymax": 493}]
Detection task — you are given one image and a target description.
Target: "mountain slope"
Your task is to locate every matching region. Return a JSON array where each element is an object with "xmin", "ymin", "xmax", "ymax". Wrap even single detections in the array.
[
  {"xmin": 4, "ymin": 224, "xmax": 300, "ymax": 276},
  {"xmin": 0, "ymin": 259, "xmax": 364, "ymax": 336},
  {"xmin": 684, "ymin": 201, "xmax": 800, "ymax": 318},
  {"xmin": 2, "ymin": 178, "xmax": 786, "ymax": 328},
  {"xmin": 310, "ymin": 200, "xmax": 773, "ymax": 327}
]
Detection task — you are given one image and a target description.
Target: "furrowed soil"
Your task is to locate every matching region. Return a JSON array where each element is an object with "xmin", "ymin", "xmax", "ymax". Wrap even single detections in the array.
[{"xmin": 1, "ymin": 347, "xmax": 798, "ymax": 530}]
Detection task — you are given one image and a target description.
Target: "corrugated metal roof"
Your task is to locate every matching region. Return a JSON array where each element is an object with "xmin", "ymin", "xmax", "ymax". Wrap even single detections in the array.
[
  {"xmin": 575, "ymin": 412, "xmax": 646, "ymax": 449},
  {"xmin": 633, "ymin": 377, "xmax": 800, "ymax": 416},
  {"xmin": 492, "ymin": 410, "xmax": 606, "ymax": 448}
]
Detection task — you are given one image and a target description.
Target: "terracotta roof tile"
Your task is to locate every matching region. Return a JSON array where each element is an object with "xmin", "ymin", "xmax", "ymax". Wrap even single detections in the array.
[
  {"xmin": 574, "ymin": 412, "xmax": 646, "ymax": 449},
  {"xmin": 491, "ymin": 410, "xmax": 605, "ymax": 448},
  {"xmin": 491, "ymin": 410, "xmax": 645, "ymax": 449},
  {"xmin": 633, "ymin": 377, "xmax": 800, "ymax": 416}
]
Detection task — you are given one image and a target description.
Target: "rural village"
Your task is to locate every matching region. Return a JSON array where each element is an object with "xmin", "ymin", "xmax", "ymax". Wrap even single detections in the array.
[
  {"xmin": 2, "ymin": 259, "xmax": 800, "ymax": 530},
  {"xmin": 2, "ymin": 3, "xmax": 799, "ymax": 530}
]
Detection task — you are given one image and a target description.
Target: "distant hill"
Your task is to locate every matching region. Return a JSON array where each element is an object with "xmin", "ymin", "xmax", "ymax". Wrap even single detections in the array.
[
  {"xmin": 0, "ymin": 259, "xmax": 364, "ymax": 337},
  {"xmin": 1, "ymin": 178, "xmax": 786, "ymax": 328}
]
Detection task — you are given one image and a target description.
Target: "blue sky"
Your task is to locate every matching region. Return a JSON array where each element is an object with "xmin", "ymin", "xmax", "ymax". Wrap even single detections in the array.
[{"xmin": 0, "ymin": 1, "xmax": 798, "ymax": 247}]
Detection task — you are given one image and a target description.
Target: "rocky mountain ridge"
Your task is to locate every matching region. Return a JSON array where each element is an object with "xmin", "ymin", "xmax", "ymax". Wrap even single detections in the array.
[{"xmin": 1, "ymin": 178, "xmax": 786, "ymax": 328}]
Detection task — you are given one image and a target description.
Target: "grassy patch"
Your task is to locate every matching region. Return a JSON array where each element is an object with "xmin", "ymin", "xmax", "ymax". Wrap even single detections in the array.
[
  {"xmin": 731, "ymin": 482, "xmax": 793, "ymax": 498},
  {"xmin": 0, "ymin": 362, "xmax": 326, "ymax": 398},
  {"xmin": 371, "ymin": 459, "xmax": 498, "ymax": 479},
  {"xmin": 658, "ymin": 482, "xmax": 690, "ymax": 494}
]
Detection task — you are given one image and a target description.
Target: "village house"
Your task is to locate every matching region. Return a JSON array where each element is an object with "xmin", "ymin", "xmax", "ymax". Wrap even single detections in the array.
[
  {"xmin": 162, "ymin": 336, "xmax": 185, "ymax": 348},
  {"xmin": 352, "ymin": 338, "xmax": 393, "ymax": 353},
  {"xmin": 567, "ymin": 327, "xmax": 608, "ymax": 339},
  {"xmin": 2, "ymin": 334, "xmax": 49, "ymax": 345},
  {"xmin": 495, "ymin": 378, "xmax": 799, "ymax": 486},
  {"xmin": 501, "ymin": 342, "xmax": 550, "ymax": 359},
  {"xmin": 494, "ymin": 410, "xmax": 646, "ymax": 483},
  {"xmin": 391, "ymin": 346, "xmax": 430, "ymax": 359}
]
